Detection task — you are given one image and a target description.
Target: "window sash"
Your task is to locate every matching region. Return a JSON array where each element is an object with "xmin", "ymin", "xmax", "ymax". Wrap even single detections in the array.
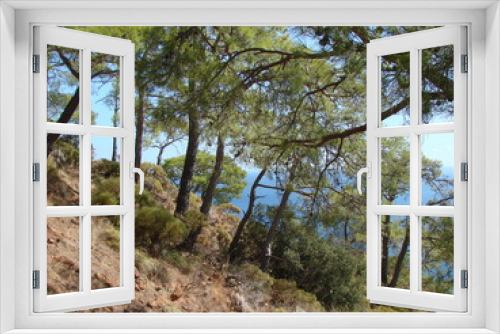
[
  {"xmin": 32, "ymin": 26, "xmax": 136, "ymax": 313},
  {"xmin": 366, "ymin": 26, "xmax": 467, "ymax": 312}
]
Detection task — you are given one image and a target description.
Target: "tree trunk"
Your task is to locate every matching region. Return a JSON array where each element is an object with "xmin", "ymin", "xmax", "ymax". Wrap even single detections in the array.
[
  {"xmin": 260, "ymin": 186, "xmax": 292, "ymax": 272},
  {"xmin": 134, "ymin": 88, "xmax": 146, "ymax": 182},
  {"xmin": 344, "ymin": 220, "xmax": 349, "ymax": 244},
  {"xmin": 200, "ymin": 134, "xmax": 225, "ymax": 216},
  {"xmin": 228, "ymin": 167, "xmax": 267, "ymax": 262},
  {"xmin": 157, "ymin": 145, "xmax": 166, "ymax": 165},
  {"xmin": 47, "ymin": 87, "xmax": 80, "ymax": 155},
  {"xmin": 177, "ymin": 224, "xmax": 202, "ymax": 253},
  {"xmin": 112, "ymin": 138, "xmax": 118, "ymax": 162},
  {"xmin": 381, "ymin": 215, "xmax": 391, "ymax": 286},
  {"xmin": 175, "ymin": 111, "xmax": 201, "ymax": 216},
  {"xmin": 389, "ymin": 221, "xmax": 410, "ymax": 288},
  {"xmin": 111, "ymin": 90, "xmax": 119, "ymax": 162}
]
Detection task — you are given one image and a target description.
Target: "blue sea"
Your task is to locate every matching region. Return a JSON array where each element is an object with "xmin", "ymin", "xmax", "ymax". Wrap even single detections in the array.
[
  {"xmin": 230, "ymin": 167, "xmax": 455, "ymax": 216},
  {"xmin": 230, "ymin": 171, "xmax": 298, "ymax": 214}
]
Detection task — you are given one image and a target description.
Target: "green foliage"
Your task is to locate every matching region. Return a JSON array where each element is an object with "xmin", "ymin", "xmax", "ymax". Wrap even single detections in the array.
[
  {"xmin": 237, "ymin": 263, "xmax": 324, "ymax": 312},
  {"xmin": 270, "ymin": 279, "xmax": 325, "ymax": 312},
  {"xmin": 135, "ymin": 249, "xmax": 170, "ymax": 284},
  {"xmin": 135, "ymin": 189, "xmax": 157, "ymax": 208},
  {"xmin": 92, "ymin": 191, "xmax": 119, "ymax": 206},
  {"xmin": 142, "ymin": 162, "xmax": 174, "ymax": 194},
  {"xmin": 101, "ymin": 224, "xmax": 121, "ymax": 252},
  {"xmin": 216, "ymin": 228, "xmax": 233, "ymax": 251},
  {"xmin": 50, "ymin": 136, "xmax": 80, "ymax": 167},
  {"xmin": 189, "ymin": 192, "xmax": 202, "ymax": 210},
  {"xmin": 381, "ymin": 215, "xmax": 410, "ymax": 289},
  {"xmin": 61, "ymin": 26, "xmax": 455, "ymax": 312},
  {"xmin": 215, "ymin": 203, "xmax": 242, "ymax": 215},
  {"xmin": 135, "ymin": 207, "xmax": 188, "ymax": 256},
  {"xmin": 273, "ymin": 223, "xmax": 365, "ymax": 311},
  {"xmin": 90, "ymin": 160, "xmax": 121, "ymax": 207},
  {"xmin": 163, "ymin": 151, "xmax": 247, "ymax": 204},
  {"xmin": 182, "ymin": 210, "xmax": 208, "ymax": 231},
  {"xmin": 380, "ymin": 137, "xmax": 410, "ymax": 204},
  {"xmin": 93, "ymin": 159, "xmax": 120, "ymax": 178},
  {"xmin": 421, "ymin": 216, "xmax": 454, "ymax": 294},
  {"xmin": 46, "ymin": 46, "xmax": 79, "ymax": 123},
  {"xmin": 164, "ymin": 250, "xmax": 192, "ymax": 273},
  {"xmin": 46, "ymin": 158, "xmax": 60, "ymax": 184},
  {"xmin": 239, "ymin": 263, "xmax": 274, "ymax": 289},
  {"xmin": 242, "ymin": 204, "xmax": 365, "ymax": 311},
  {"xmin": 92, "ymin": 178, "xmax": 120, "ymax": 206}
]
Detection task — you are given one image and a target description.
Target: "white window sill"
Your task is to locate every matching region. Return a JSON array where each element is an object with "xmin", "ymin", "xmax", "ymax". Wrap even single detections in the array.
[{"xmin": 4, "ymin": 330, "xmax": 498, "ymax": 334}]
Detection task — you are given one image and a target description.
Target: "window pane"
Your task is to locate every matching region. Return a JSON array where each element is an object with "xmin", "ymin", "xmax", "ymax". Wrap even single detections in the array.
[
  {"xmin": 47, "ymin": 45, "xmax": 80, "ymax": 124},
  {"xmin": 381, "ymin": 137, "xmax": 410, "ymax": 205},
  {"xmin": 91, "ymin": 52, "xmax": 120, "ymax": 127},
  {"xmin": 380, "ymin": 215, "xmax": 410, "ymax": 290},
  {"xmin": 421, "ymin": 45, "xmax": 454, "ymax": 124},
  {"xmin": 91, "ymin": 136, "xmax": 121, "ymax": 205},
  {"xmin": 47, "ymin": 134, "xmax": 80, "ymax": 206},
  {"xmin": 421, "ymin": 216, "xmax": 454, "ymax": 294},
  {"xmin": 47, "ymin": 216, "xmax": 80, "ymax": 295},
  {"xmin": 421, "ymin": 133, "xmax": 454, "ymax": 206},
  {"xmin": 381, "ymin": 52, "xmax": 410, "ymax": 127},
  {"xmin": 91, "ymin": 216, "xmax": 121, "ymax": 290}
]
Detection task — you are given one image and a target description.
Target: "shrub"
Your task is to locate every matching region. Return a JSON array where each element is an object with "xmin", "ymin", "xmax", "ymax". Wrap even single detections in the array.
[
  {"xmin": 165, "ymin": 250, "xmax": 192, "ymax": 273},
  {"xmin": 240, "ymin": 204, "xmax": 365, "ymax": 311},
  {"xmin": 239, "ymin": 263, "xmax": 274, "ymax": 289},
  {"xmin": 272, "ymin": 222, "xmax": 365, "ymax": 311},
  {"xmin": 237, "ymin": 263, "xmax": 324, "ymax": 312},
  {"xmin": 51, "ymin": 137, "xmax": 80, "ymax": 167},
  {"xmin": 135, "ymin": 189, "xmax": 157, "ymax": 208},
  {"xmin": 142, "ymin": 162, "xmax": 173, "ymax": 194},
  {"xmin": 271, "ymin": 279, "xmax": 325, "ymax": 312},
  {"xmin": 189, "ymin": 193, "xmax": 202, "ymax": 210},
  {"xmin": 135, "ymin": 207, "xmax": 187, "ymax": 257},
  {"xmin": 216, "ymin": 228, "xmax": 233, "ymax": 251},
  {"xmin": 135, "ymin": 249, "xmax": 169, "ymax": 284},
  {"xmin": 135, "ymin": 249, "xmax": 156, "ymax": 273},
  {"xmin": 46, "ymin": 158, "xmax": 61, "ymax": 195},
  {"xmin": 101, "ymin": 224, "xmax": 120, "ymax": 252},
  {"xmin": 182, "ymin": 210, "xmax": 208, "ymax": 231},
  {"xmin": 92, "ymin": 191, "xmax": 119, "ymax": 206},
  {"xmin": 92, "ymin": 159, "xmax": 120, "ymax": 178},
  {"xmin": 92, "ymin": 178, "xmax": 120, "ymax": 205}
]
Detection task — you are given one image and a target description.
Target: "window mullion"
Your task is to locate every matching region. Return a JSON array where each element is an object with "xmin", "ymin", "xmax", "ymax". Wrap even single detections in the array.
[
  {"xmin": 409, "ymin": 48, "xmax": 420, "ymax": 294},
  {"xmin": 82, "ymin": 47, "xmax": 92, "ymax": 294}
]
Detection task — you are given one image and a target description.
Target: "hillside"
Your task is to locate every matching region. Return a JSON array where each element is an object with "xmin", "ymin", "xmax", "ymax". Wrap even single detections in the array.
[{"xmin": 46, "ymin": 159, "xmax": 327, "ymax": 313}]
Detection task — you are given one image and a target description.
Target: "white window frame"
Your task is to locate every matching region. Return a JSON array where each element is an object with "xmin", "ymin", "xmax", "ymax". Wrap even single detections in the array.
[
  {"xmin": 0, "ymin": 1, "xmax": 499, "ymax": 333},
  {"xmin": 365, "ymin": 26, "xmax": 468, "ymax": 312},
  {"xmin": 33, "ymin": 26, "xmax": 136, "ymax": 313}
]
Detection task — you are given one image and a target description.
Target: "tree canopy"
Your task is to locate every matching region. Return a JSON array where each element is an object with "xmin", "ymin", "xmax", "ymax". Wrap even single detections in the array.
[{"xmin": 50, "ymin": 26, "xmax": 456, "ymax": 311}]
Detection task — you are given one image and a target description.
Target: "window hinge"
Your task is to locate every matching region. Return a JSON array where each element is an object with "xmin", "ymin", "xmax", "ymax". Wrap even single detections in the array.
[
  {"xmin": 461, "ymin": 270, "xmax": 468, "ymax": 289},
  {"xmin": 33, "ymin": 270, "xmax": 40, "ymax": 289},
  {"xmin": 461, "ymin": 162, "xmax": 468, "ymax": 181},
  {"xmin": 461, "ymin": 54, "xmax": 468, "ymax": 73},
  {"xmin": 33, "ymin": 163, "xmax": 40, "ymax": 182},
  {"xmin": 33, "ymin": 54, "xmax": 40, "ymax": 73}
]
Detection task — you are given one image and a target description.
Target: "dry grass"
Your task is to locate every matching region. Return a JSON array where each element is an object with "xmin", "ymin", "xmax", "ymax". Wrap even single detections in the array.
[{"xmin": 47, "ymin": 162, "xmax": 327, "ymax": 313}]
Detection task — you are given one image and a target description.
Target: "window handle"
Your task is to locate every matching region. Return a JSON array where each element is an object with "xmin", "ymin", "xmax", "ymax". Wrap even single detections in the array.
[
  {"xmin": 357, "ymin": 162, "xmax": 372, "ymax": 195},
  {"xmin": 129, "ymin": 162, "xmax": 145, "ymax": 194}
]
